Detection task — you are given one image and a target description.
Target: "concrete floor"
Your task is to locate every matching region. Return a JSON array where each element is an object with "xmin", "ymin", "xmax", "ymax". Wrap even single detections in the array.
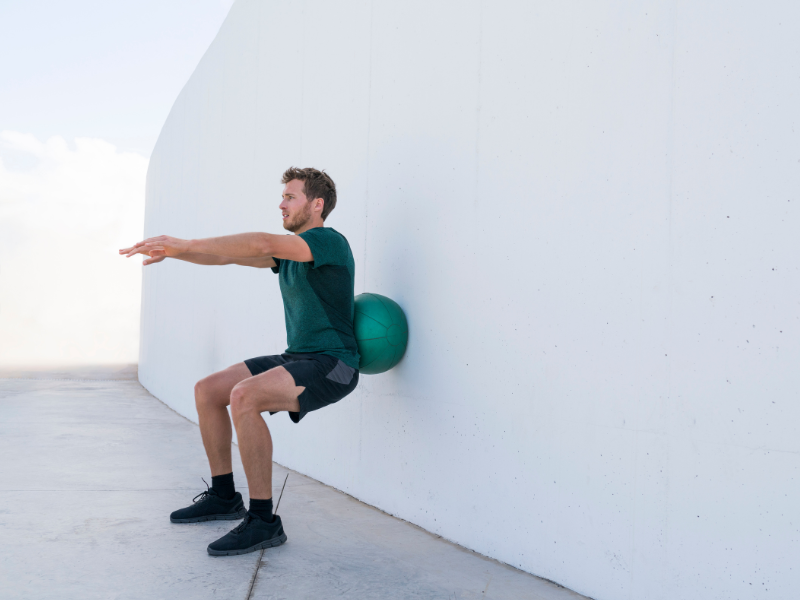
[{"xmin": 0, "ymin": 365, "xmax": 589, "ymax": 600}]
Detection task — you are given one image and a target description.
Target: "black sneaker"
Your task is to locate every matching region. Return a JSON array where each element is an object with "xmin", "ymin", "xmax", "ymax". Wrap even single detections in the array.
[
  {"xmin": 207, "ymin": 512, "xmax": 288, "ymax": 556},
  {"xmin": 170, "ymin": 485, "xmax": 247, "ymax": 523}
]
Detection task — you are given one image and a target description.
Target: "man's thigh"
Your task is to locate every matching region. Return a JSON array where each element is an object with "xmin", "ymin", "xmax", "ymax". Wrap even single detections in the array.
[{"xmin": 232, "ymin": 366, "xmax": 303, "ymax": 413}]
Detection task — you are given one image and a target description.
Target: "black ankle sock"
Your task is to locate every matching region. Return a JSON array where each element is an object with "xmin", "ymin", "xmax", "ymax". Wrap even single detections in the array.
[
  {"xmin": 249, "ymin": 498, "xmax": 274, "ymax": 522},
  {"xmin": 211, "ymin": 473, "xmax": 236, "ymax": 501}
]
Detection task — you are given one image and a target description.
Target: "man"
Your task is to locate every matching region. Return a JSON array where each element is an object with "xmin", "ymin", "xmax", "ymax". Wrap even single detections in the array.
[{"xmin": 120, "ymin": 167, "xmax": 360, "ymax": 556}]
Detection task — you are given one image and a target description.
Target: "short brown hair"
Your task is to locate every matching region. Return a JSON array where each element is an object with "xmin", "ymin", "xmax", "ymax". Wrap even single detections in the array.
[{"xmin": 281, "ymin": 167, "xmax": 337, "ymax": 221}]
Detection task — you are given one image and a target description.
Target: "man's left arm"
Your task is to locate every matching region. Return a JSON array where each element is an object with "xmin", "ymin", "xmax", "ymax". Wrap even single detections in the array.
[{"xmin": 125, "ymin": 232, "xmax": 314, "ymax": 262}]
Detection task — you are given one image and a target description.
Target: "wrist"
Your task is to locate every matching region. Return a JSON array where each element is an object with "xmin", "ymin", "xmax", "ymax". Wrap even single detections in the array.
[{"xmin": 184, "ymin": 239, "xmax": 199, "ymax": 254}]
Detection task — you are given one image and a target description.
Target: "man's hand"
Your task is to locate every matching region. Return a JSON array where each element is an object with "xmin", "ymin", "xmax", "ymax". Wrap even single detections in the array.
[
  {"xmin": 119, "ymin": 235, "xmax": 191, "ymax": 265},
  {"xmin": 119, "ymin": 240, "xmax": 160, "ymax": 264}
]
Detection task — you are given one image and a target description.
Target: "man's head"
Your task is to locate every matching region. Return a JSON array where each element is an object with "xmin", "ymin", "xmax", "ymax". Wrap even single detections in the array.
[{"xmin": 279, "ymin": 167, "xmax": 337, "ymax": 233}]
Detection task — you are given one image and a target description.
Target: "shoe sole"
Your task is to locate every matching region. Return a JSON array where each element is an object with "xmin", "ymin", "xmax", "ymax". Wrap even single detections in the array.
[
  {"xmin": 207, "ymin": 532, "xmax": 288, "ymax": 556},
  {"xmin": 171, "ymin": 508, "xmax": 247, "ymax": 524}
]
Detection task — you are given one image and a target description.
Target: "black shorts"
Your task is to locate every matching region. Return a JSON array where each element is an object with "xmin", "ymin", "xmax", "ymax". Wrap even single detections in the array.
[{"xmin": 244, "ymin": 353, "xmax": 359, "ymax": 423}]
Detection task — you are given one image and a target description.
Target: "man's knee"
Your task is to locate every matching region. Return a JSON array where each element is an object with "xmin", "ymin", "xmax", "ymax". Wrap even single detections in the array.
[
  {"xmin": 229, "ymin": 384, "xmax": 256, "ymax": 420},
  {"xmin": 195, "ymin": 375, "xmax": 224, "ymax": 411},
  {"xmin": 230, "ymin": 382, "xmax": 284, "ymax": 421}
]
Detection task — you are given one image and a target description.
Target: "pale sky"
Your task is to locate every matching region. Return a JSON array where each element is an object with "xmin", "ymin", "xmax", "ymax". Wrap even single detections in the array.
[
  {"xmin": 0, "ymin": 0, "xmax": 233, "ymax": 155},
  {"xmin": 0, "ymin": 0, "xmax": 233, "ymax": 365}
]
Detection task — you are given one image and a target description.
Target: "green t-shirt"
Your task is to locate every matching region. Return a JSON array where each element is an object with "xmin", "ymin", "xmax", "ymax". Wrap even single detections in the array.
[{"xmin": 271, "ymin": 227, "xmax": 360, "ymax": 370}]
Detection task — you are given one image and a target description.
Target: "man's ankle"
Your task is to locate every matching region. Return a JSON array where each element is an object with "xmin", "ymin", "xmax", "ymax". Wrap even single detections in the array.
[
  {"xmin": 211, "ymin": 472, "xmax": 236, "ymax": 500},
  {"xmin": 249, "ymin": 497, "xmax": 274, "ymax": 522}
]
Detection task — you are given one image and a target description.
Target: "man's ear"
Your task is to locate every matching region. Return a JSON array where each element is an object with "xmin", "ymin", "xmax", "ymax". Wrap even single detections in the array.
[{"xmin": 314, "ymin": 198, "xmax": 324, "ymax": 214}]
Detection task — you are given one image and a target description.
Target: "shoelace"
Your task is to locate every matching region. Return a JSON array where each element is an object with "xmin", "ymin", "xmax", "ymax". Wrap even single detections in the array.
[
  {"xmin": 192, "ymin": 478, "xmax": 216, "ymax": 503},
  {"xmin": 232, "ymin": 512, "xmax": 255, "ymax": 534}
]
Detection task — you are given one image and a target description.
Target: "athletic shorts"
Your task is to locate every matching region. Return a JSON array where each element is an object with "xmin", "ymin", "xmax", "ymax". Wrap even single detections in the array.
[{"xmin": 244, "ymin": 353, "xmax": 359, "ymax": 423}]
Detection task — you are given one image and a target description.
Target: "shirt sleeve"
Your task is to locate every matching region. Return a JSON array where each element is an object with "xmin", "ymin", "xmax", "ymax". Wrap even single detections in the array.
[
  {"xmin": 270, "ymin": 258, "xmax": 281, "ymax": 274},
  {"xmin": 298, "ymin": 228, "xmax": 348, "ymax": 269}
]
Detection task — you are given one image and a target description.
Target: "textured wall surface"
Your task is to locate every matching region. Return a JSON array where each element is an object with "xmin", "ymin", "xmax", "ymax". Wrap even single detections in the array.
[{"xmin": 139, "ymin": 1, "xmax": 800, "ymax": 598}]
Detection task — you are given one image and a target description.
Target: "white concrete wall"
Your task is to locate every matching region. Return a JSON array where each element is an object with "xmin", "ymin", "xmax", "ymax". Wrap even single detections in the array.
[{"xmin": 139, "ymin": 1, "xmax": 800, "ymax": 598}]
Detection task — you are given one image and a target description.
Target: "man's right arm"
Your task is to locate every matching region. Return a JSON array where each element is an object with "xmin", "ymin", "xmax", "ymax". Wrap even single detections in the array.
[{"xmin": 119, "ymin": 245, "xmax": 276, "ymax": 268}]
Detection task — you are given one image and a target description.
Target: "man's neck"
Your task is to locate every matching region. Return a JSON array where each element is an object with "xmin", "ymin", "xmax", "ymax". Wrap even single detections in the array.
[{"xmin": 294, "ymin": 220, "xmax": 324, "ymax": 235}]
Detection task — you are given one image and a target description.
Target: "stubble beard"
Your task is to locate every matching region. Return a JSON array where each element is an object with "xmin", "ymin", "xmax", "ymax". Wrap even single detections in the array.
[{"xmin": 283, "ymin": 202, "xmax": 313, "ymax": 233}]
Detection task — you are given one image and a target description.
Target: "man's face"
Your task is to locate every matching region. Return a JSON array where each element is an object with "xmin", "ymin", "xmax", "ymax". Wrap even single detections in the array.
[{"xmin": 280, "ymin": 179, "xmax": 313, "ymax": 233}]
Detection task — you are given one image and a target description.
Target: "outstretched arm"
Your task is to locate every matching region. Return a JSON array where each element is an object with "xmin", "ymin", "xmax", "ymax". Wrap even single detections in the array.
[
  {"xmin": 119, "ymin": 232, "xmax": 312, "ymax": 266},
  {"xmin": 119, "ymin": 247, "xmax": 276, "ymax": 269}
]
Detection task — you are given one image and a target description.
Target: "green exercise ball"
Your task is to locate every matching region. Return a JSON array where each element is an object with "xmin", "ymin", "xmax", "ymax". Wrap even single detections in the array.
[{"xmin": 354, "ymin": 293, "xmax": 408, "ymax": 374}]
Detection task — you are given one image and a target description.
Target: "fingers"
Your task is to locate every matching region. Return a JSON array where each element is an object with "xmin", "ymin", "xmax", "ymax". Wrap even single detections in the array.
[
  {"xmin": 119, "ymin": 241, "xmax": 148, "ymax": 256},
  {"xmin": 143, "ymin": 255, "xmax": 166, "ymax": 266},
  {"xmin": 119, "ymin": 236, "xmax": 169, "ymax": 255},
  {"xmin": 119, "ymin": 241, "xmax": 167, "ymax": 265},
  {"xmin": 124, "ymin": 246, "xmax": 149, "ymax": 258}
]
